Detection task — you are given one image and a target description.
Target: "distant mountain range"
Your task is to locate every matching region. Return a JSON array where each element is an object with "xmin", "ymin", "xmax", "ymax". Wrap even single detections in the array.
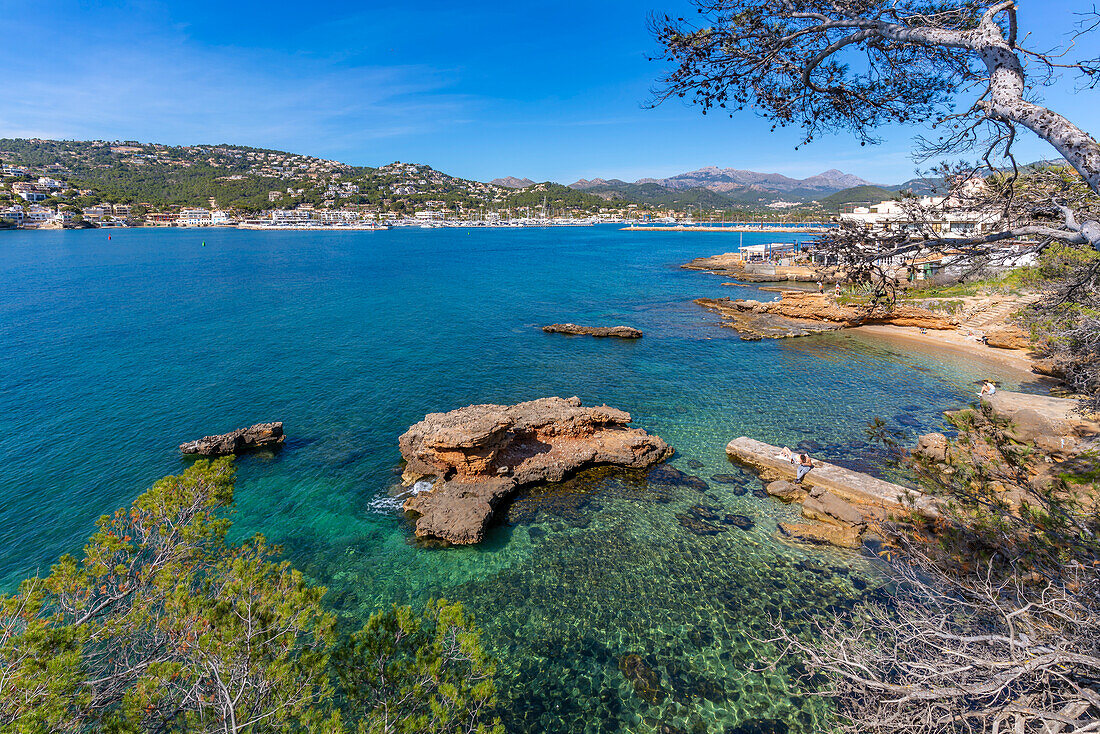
[
  {"xmin": 569, "ymin": 167, "xmax": 872, "ymax": 194},
  {"xmin": 490, "ymin": 176, "xmax": 536, "ymax": 189},
  {"xmin": 627, "ymin": 166, "xmax": 874, "ymax": 194},
  {"xmin": 507, "ymin": 166, "xmax": 883, "ymax": 208}
]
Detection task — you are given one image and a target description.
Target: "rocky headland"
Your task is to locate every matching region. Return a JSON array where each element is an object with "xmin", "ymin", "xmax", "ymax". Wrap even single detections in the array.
[
  {"xmin": 542, "ymin": 323, "xmax": 643, "ymax": 338},
  {"xmin": 398, "ymin": 397, "xmax": 671, "ymax": 545},
  {"xmin": 179, "ymin": 422, "xmax": 285, "ymax": 456},
  {"xmin": 695, "ymin": 292, "xmax": 952, "ymax": 340}
]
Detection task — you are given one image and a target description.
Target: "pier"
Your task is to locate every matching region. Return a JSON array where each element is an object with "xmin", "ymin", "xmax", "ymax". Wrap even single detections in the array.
[{"xmin": 725, "ymin": 437, "xmax": 938, "ymax": 517}]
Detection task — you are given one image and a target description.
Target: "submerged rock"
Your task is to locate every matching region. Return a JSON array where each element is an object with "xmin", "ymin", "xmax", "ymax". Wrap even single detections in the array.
[
  {"xmin": 399, "ymin": 397, "xmax": 671, "ymax": 545},
  {"xmin": 646, "ymin": 464, "xmax": 710, "ymax": 491},
  {"xmin": 677, "ymin": 504, "xmax": 733, "ymax": 535},
  {"xmin": 179, "ymin": 422, "xmax": 284, "ymax": 456},
  {"xmin": 722, "ymin": 514, "xmax": 755, "ymax": 530},
  {"xmin": 619, "ymin": 654, "xmax": 666, "ymax": 704},
  {"xmin": 542, "ymin": 323, "xmax": 643, "ymax": 338}
]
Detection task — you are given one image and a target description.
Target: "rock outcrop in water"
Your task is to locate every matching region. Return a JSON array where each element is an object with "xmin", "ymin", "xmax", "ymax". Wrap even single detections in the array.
[
  {"xmin": 696, "ymin": 292, "xmax": 952, "ymax": 339},
  {"xmin": 542, "ymin": 323, "xmax": 643, "ymax": 338},
  {"xmin": 180, "ymin": 422, "xmax": 285, "ymax": 456},
  {"xmin": 399, "ymin": 397, "xmax": 671, "ymax": 545}
]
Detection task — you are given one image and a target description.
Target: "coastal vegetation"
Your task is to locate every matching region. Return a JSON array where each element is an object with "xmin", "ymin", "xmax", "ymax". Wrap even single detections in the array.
[
  {"xmin": 0, "ymin": 459, "xmax": 503, "ymax": 734},
  {"xmin": 655, "ymin": 0, "xmax": 1100, "ymax": 729}
]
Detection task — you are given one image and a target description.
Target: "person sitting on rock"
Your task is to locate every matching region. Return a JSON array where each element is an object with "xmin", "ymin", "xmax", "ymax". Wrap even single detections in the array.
[
  {"xmin": 979, "ymin": 381, "xmax": 997, "ymax": 399},
  {"xmin": 795, "ymin": 453, "xmax": 814, "ymax": 483}
]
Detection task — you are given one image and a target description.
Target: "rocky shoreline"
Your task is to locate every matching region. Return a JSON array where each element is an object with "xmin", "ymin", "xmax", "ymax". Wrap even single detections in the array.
[
  {"xmin": 695, "ymin": 292, "xmax": 952, "ymax": 340},
  {"xmin": 398, "ymin": 397, "xmax": 671, "ymax": 545}
]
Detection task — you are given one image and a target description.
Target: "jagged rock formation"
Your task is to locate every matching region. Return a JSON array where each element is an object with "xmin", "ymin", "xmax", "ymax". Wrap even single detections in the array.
[
  {"xmin": 696, "ymin": 293, "xmax": 953, "ymax": 339},
  {"xmin": 399, "ymin": 397, "xmax": 671, "ymax": 545},
  {"xmin": 179, "ymin": 422, "xmax": 284, "ymax": 456},
  {"xmin": 542, "ymin": 323, "xmax": 643, "ymax": 339}
]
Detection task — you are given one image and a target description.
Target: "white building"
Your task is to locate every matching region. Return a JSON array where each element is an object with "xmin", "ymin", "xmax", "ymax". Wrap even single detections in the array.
[
  {"xmin": 210, "ymin": 210, "xmax": 233, "ymax": 225},
  {"xmin": 24, "ymin": 205, "xmax": 55, "ymax": 226},
  {"xmin": 37, "ymin": 177, "xmax": 63, "ymax": 190},
  {"xmin": 82, "ymin": 206, "xmax": 107, "ymax": 220},
  {"xmin": 838, "ymin": 196, "xmax": 1002, "ymax": 237},
  {"xmin": 318, "ymin": 209, "xmax": 361, "ymax": 223},
  {"xmin": 1, "ymin": 205, "xmax": 24, "ymax": 226},
  {"xmin": 271, "ymin": 209, "xmax": 314, "ymax": 224},
  {"xmin": 13, "ymin": 183, "xmax": 47, "ymax": 202},
  {"xmin": 178, "ymin": 208, "xmax": 213, "ymax": 226}
]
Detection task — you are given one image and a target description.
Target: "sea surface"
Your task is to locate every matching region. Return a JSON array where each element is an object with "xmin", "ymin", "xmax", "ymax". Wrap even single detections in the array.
[{"xmin": 0, "ymin": 226, "xmax": 1049, "ymax": 733}]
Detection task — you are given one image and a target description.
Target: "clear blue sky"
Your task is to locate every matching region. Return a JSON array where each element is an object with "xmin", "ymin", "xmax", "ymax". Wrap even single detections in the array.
[{"xmin": 4, "ymin": 0, "xmax": 1096, "ymax": 184}]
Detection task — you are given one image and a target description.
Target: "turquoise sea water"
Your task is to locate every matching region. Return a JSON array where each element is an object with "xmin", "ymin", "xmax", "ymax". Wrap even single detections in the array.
[{"xmin": 0, "ymin": 226, "xmax": 1049, "ymax": 732}]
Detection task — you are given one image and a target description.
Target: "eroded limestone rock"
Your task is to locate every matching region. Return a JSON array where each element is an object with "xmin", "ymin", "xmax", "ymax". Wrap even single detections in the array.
[
  {"xmin": 542, "ymin": 323, "xmax": 643, "ymax": 338},
  {"xmin": 399, "ymin": 397, "xmax": 671, "ymax": 545},
  {"xmin": 765, "ymin": 479, "xmax": 807, "ymax": 502},
  {"xmin": 179, "ymin": 422, "xmax": 284, "ymax": 456},
  {"xmin": 777, "ymin": 522, "xmax": 863, "ymax": 549},
  {"xmin": 696, "ymin": 292, "xmax": 953, "ymax": 339},
  {"xmin": 801, "ymin": 487, "xmax": 867, "ymax": 529}
]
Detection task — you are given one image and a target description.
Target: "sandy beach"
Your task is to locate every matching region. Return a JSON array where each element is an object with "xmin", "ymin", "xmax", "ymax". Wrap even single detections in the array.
[{"xmin": 851, "ymin": 324, "xmax": 1042, "ymax": 376}]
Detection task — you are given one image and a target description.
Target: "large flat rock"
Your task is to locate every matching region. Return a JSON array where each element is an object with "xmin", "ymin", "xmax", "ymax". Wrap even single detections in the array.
[
  {"xmin": 986, "ymin": 391, "xmax": 1100, "ymax": 438},
  {"xmin": 400, "ymin": 397, "xmax": 672, "ymax": 545},
  {"xmin": 725, "ymin": 436, "xmax": 937, "ymax": 518}
]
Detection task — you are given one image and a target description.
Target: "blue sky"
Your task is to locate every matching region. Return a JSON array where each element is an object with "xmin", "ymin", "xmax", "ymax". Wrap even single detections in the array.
[{"xmin": 3, "ymin": 0, "xmax": 1097, "ymax": 184}]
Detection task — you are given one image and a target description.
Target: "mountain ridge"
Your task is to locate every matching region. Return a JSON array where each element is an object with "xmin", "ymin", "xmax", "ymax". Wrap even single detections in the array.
[{"xmin": 570, "ymin": 166, "xmax": 876, "ymax": 195}]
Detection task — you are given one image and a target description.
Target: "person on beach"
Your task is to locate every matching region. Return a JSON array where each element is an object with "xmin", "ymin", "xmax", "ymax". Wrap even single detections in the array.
[
  {"xmin": 834, "ymin": 282, "xmax": 841, "ymax": 298},
  {"xmin": 776, "ymin": 446, "xmax": 795, "ymax": 463},
  {"xmin": 979, "ymin": 381, "xmax": 997, "ymax": 398},
  {"xmin": 817, "ymin": 280, "xmax": 824, "ymax": 293},
  {"xmin": 795, "ymin": 453, "xmax": 814, "ymax": 483}
]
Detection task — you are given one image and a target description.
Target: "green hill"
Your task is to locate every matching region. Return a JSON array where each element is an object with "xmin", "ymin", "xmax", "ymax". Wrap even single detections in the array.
[{"xmin": 816, "ymin": 185, "xmax": 898, "ymax": 209}]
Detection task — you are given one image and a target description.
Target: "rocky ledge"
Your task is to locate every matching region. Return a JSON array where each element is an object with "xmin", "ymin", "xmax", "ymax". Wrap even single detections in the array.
[
  {"xmin": 725, "ymin": 436, "xmax": 937, "ymax": 548},
  {"xmin": 399, "ymin": 397, "xmax": 671, "ymax": 545},
  {"xmin": 542, "ymin": 323, "xmax": 643, "ymax": 338},
  {"xmin": 696, "ymin": 292, "xmax": 953, "ymax": 340},
  {"xmin": 180, "ymin": 422, "xmax": 285, "ymax": 456}
]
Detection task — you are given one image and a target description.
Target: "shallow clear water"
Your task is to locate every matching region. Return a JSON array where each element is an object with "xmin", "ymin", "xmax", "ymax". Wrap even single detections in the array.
[{"xmin": 0, "ymin": 226, "xmax": 1048, "ymax": 732}]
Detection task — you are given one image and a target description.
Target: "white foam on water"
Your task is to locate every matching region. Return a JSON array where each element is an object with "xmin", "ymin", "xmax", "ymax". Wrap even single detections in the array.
[{"xmin": 369, "ymin": 480, "xmax": 435, "ymax": 515}]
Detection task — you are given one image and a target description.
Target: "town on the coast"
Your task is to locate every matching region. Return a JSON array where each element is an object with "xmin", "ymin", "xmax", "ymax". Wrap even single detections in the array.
[
  {"xmin": 0, "ymin": 138, "xmax": 995, "ymax": 233},
  {"xmin": 3, "ymin": 0, "xmax": 1100, "ymax": 732}
]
